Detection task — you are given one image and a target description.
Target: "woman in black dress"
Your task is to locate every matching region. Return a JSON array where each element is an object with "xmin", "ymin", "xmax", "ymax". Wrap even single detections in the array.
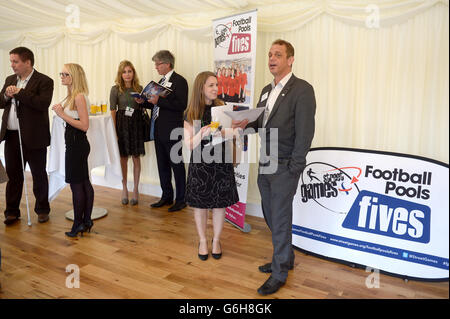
[
  {"xmin": 110, "ymin": 60, "xmax": 145, "ymax": 205},
  {"xmin": 184, "ymin": 71, "xmax": 239, "ymax": 260},
  {"xmin": 52, "ymin": 63, "xmax": 94, "ymax": 237}
]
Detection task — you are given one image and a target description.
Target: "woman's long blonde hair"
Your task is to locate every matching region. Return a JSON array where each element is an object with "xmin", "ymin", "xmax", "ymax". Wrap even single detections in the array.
[
  {"xmin": 63, "ymin": 63, "xmax": 89, "ymax": 111},
  {"xmin": 185, "ymin": 71, "xmax": 224, "ymax": 124},
  {"xmin": 115, "ymin": 60, "xmax": 141, "ymax": 94}
]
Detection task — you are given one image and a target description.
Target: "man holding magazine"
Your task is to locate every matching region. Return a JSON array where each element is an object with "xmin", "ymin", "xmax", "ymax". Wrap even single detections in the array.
[{"xmin": 142, "ymin": 50, "xmax": 189, "ymax": 213}]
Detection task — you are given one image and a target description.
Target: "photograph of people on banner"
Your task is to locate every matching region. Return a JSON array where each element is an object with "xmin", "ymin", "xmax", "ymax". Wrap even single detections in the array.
[{"xmin": 215, "ymin": 59, "xmax": 251, "ymax": 104}]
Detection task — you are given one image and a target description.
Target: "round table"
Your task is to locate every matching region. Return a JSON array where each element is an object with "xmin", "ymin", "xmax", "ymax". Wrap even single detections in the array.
[
  {"xmin": 65, "ymin": 207, "xmax": 108, "ymax": 221},
  {"xmin": 48, "ymin": 114, "xmax": 122, "ymax": 218}
]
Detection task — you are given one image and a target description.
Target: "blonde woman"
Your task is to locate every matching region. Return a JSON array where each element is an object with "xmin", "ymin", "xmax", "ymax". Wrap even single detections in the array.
[
  {"xmin": 184, "ymin": 71, "xmax": 239, "ymax": 260},
  {"xmin": 52, "ymin": 63, "xmax": 94, "ymax": 238},
  {"xmin": 110, "ymin": 60, "xmax": 145, "ymax": 205}
]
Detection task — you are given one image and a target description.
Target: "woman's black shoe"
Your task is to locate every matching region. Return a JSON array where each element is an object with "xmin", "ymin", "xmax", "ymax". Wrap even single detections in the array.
[
  {"xmin": 84, "ymin": 220, "xmax": 94, "ymax": 233},
  {"xmin": 198, "ymin": 243, "xmax": 208, "ymax": 261},
  {"xmin": 65, "ymin": 223, "xmax": 86, "ymax": 238},
  {"xmin": 211, "ymin": 239, "xmax": 222, "ymax": 259}
]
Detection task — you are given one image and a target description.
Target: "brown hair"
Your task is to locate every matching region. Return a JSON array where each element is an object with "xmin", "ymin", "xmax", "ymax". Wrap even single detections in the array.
[
  {"xmin": 185, "ymin": 71, "xmax": 224, "ymax": 124},
  {"xmin": 272, "ymin": 39, "xmax": 295, "ymax": 58},
  {"xmin": 114, "ymin": 60, "xmax": 141, "ymax": 94},
  {"xmin": 9, "ymin": 47, "xmax": 34, "ymax": 66}
]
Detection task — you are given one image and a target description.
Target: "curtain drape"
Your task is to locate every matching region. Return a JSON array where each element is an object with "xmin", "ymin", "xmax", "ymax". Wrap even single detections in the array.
[{"xmin": 0, "ymin": 0, "xmax": 448, "ymax": 205}]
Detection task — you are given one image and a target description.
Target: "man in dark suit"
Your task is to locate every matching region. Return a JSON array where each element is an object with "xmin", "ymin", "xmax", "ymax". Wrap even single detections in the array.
[
  {"xmin": 0, "ymin": 47, "xmax": 54, "ymax": 225},
  {"xmin": 233, "ymin": 39, "xmax": 316, "ymax": 295},
  {"xmin": 144, "ymin": 50, "xmax": 188, "ymax": 212}
]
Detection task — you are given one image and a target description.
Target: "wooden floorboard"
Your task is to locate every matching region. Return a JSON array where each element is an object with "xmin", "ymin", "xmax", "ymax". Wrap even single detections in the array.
[{"xmin": 0, "ymin": 174, "xmax": 448, "ymax": 299}]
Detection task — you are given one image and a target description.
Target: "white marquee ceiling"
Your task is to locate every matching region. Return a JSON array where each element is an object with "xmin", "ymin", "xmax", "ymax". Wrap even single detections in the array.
[
  {"xmin": 1, "ymin": 0, "xmax": 448, "ymax": 33},
  {"xmin": 0, "ymin": 0, "xmax": 281, "ymax": 32}
]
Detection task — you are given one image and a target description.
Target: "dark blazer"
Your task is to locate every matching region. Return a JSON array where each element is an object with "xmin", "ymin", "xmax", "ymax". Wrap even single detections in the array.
[
  {"xmin": 248, "ymin": 74, "xmax": 316, "ymax": 175},
  {"xmin": 143, "ymin": 71, "xmax": 188, "ymax": 140},
  {"xmin": 0, "ymin": 70, "xmax": 54, "ymax": 149}
]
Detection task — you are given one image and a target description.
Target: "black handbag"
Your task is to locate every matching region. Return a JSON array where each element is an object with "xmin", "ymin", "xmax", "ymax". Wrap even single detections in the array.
[{"xmin": 142, "ymin": 109, "xmax": 152, "ymax": 142}]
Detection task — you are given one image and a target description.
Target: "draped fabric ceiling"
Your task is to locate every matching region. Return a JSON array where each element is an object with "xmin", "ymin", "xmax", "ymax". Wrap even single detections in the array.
[
  {"xmin": 0, "ymin": 0, "xmax": 448, "ymax": 205},
  {"xmin": 0, "ymin": 0, "xmax": 448, "ymax": 45}
]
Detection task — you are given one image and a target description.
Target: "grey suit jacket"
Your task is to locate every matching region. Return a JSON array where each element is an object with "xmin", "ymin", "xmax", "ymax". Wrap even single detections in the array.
[{"xmin": 248, "ymin": 74, "xmax": 316, "ymax": 175}]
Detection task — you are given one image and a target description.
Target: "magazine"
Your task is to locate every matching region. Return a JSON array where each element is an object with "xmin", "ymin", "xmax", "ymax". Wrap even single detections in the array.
[{"xmin": 130, "ymin": 81, "xmax": 172, "ymax": 99}]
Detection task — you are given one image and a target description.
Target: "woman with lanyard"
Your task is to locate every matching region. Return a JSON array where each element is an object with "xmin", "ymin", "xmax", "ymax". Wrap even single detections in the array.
[
  {"xmin": 110, "ymin": 60, "xmax": 146, "ymax": 206},
  {"xmin": 184, "ymin": 71, "xmax": 240, "ymax": 260}
]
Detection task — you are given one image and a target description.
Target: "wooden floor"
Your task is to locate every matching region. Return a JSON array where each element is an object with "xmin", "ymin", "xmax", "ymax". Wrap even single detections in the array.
[{"xmin": 0, "ymin": 175, "xmax": 448, "ymax": 299}]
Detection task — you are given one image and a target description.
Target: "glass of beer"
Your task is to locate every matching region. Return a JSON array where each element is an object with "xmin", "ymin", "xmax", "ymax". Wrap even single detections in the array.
[
  {"xmin": 90, "ymin": 103, "xmax": 96, "ymax": 115},
  {"xmin": 101, "ymin": 101, "xmax": 107, "ymax": 113},
  {"xmin": 96, "ymin": 102, "xmax": 102, "ymax": 115}
]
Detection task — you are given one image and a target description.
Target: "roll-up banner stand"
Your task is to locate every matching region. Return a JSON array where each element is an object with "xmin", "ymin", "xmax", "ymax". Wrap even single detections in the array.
[
  {"xmin": 293, "ymin": 147, "xmax": 449, "ymax": 280},
  {"xmin": 213, "ymin": 10, "xmax": 257, "ymax": 232}
]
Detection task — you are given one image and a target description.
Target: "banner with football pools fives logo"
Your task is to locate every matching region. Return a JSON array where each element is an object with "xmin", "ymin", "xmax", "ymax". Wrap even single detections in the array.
[
  {"xmin": 213, "ymin": 10, "xmax": 257, "ymax": 231},
  {"xmin": 292, "ymin": 147, "xmax": 449, "ymax": 280}
]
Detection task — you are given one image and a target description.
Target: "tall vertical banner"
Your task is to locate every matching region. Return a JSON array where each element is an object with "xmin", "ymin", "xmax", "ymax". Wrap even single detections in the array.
[
  {"xmin": 213, "ymin": 10, "xmax": 257, "ymax": 231},
  {"xmin": 292, "ymin": 148, "xmax": 449, "ymax": 280}
]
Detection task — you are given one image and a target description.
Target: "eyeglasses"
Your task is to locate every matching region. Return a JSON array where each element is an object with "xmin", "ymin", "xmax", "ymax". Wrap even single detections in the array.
[{"xmin": 59, "ymin": 72, "xmax": 70, "ymax": 78}]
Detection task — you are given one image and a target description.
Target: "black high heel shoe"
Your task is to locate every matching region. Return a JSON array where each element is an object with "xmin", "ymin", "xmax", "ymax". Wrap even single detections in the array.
[
  {"xmin": 211, "ymin": 239, "xmax": 222, "ymax": 260},
  {"xmin": 84, "ymin": 220, "xmax": 94, "ymax": 233},
  {"xmin": 65, "ymin": 223, "xmax": 86, "ymax": 238},
  {"xmin": 198, "ymin": 242, "xmax": 208, "ymax": 261}
]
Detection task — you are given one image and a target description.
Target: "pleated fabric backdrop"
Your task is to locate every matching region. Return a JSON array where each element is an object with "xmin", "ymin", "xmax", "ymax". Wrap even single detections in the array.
[{"xmin": 0, "ymin": 0, "xmax": 448, "ymax": 208}]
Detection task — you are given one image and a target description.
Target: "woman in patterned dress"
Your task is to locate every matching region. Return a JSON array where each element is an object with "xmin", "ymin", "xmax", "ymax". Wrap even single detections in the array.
[
  {"xmin": 184, "ymin": 71, "xmax": 239, "ymax": 261},
  {"xmin": 110, "ymin": 60, "xmax": 145, "ymax": 205}
]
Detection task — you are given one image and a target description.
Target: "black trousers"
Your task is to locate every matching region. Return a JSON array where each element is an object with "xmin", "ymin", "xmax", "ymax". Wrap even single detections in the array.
[
  {"xmin": 4, "ymin": 130, "xmax": 50, "ymax": 218},
  {"xmin": 154, "ymin": 134, "xmax": 186, "ymax": 202}
]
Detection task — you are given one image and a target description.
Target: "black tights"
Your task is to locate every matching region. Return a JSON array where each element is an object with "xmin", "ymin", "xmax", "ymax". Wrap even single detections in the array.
[{"xmin": 70, "ymin": 179, "xmax": 94, "ymax": 228}]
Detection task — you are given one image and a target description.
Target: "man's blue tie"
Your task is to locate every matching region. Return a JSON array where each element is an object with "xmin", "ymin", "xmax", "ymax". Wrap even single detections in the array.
[{"xmin": 150, "ymin": 76, "xmax": 165, "ymax": 140}]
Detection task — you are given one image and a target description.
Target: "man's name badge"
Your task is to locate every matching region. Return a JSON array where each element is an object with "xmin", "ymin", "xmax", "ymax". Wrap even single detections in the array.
[{"xmin": 261, "ymin": 91, "xmax": 268, "ymax": 102}]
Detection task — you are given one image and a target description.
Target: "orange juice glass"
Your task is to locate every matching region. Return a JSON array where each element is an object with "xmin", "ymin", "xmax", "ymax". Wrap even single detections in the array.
[{"xmin": 210, "ymin": 121, "xmax": 220, "ymax": 131}]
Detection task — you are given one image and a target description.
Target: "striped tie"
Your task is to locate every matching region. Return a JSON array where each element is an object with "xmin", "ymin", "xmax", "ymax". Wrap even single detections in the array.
[{"xmin": 150, "ymin": 76, "xmax": 165, "ymax": 140}]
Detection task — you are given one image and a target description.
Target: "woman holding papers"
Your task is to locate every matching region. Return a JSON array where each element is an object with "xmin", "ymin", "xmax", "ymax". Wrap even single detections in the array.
[
  {"xmin": 184, "ymin": 71, "xmax": 239, "ymax": 261},
  {"xmin": 52, "ymin": 63, "xmax": 94, "ymax": 237},
  {"xmin": 110, "ymin": 60, "xmax": 145, "ymax": 205}
]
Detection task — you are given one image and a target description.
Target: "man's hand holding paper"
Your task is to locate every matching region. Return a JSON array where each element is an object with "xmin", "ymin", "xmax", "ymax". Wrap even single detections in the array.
[{"xmin": 224, "ymin": 107, "xmax": 264, "ymax": 122}]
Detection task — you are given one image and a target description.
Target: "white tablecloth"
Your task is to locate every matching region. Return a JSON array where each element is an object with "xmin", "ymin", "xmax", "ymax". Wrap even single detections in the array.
[{"xmin": 48, "ymin": 114, "xmax": 122, "ymax": 201}]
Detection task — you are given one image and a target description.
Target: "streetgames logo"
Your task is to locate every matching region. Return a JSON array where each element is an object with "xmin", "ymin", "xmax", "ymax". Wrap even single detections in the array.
[
  {"xmin": 300, "ymin": 162, "xmax": 361, "ymax": 214},
  {"xmin": 215, "ymin": 23, "xmax": 232, "ymax": 48},
  {"xmin": 215, "ymin": 16, "xmax": 252, "ymax": 53}
]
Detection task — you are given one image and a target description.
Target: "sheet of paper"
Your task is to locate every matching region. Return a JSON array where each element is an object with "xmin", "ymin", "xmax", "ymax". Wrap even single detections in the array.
[
  {"xmin": 224, "ymin": 107, "xmax": 265, "ymax": 122},
  {"xmin": 211, "ymin": 103, "xmax": 234, "ymax": 128}
]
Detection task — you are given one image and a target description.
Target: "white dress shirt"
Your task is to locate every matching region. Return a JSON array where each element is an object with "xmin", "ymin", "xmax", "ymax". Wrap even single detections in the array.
[
  {"xmin": 162, "ymin": 69, "xmax": 174, "ymax": 86},
  {"xmin": 263, "ymin": 71, "xmax": 293, "ymax": 127},
  {"xmin": 7, "ymin": 69, "xmax": 35, "ymax": 130}
]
